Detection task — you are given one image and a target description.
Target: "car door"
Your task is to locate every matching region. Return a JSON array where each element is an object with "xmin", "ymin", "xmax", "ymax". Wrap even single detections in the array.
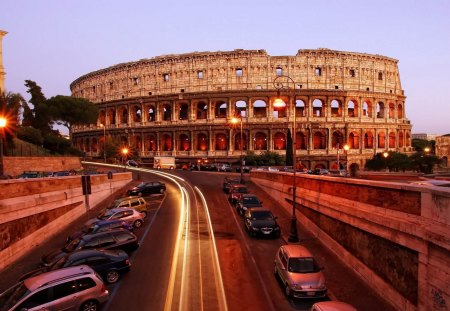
[
  {"xmin": 110, "ymin": 211, "xmax": 124, "ymax": 220},
  {"xmin": 276, "ymin": 248, "xmax": 288, "ymax": 283},
  {"xmin": 96, "ymin": 234, "xmax": 117, "ymax": 250}
]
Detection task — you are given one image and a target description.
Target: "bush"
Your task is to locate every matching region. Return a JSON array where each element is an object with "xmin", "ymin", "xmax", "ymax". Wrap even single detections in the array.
[{"xmin": 16, "ymin": 126, "xmax": 44, "ymax": 146}]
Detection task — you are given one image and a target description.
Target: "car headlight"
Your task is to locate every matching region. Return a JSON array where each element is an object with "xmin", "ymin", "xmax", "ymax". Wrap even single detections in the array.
[
  {"xmin": 251, "ymin": 226, "xmax": 260, "ymax": 231},
  {"xmin": 291, "ymin": 283, "xmax": 303, "ymax": 290}
]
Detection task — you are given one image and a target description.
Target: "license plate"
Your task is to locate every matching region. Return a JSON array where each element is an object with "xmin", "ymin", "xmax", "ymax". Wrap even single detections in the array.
[{"xmin": 307, "ymin": 292, "xmax": 316, "ymax": 296}]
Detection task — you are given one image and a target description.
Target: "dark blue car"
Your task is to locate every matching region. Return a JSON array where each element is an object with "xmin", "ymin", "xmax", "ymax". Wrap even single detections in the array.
[
  {"xmin": 22, "ymin": 249, "xmax": 130, "ymax": 284},
  {"xmin": 67, "ymin": 219, "xmax": 133, "ymax": 242}
]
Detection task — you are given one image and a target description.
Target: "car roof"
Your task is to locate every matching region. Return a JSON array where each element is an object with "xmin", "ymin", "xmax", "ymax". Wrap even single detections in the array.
[
  {"xmin": 248, "ymin": 207, "xmax": 270, "ymax": 213},
  {"xmin": 109, "ymin": 207, "xmax": 136, "ymax": 213},
  {"xmin": 242, "ymin": 194, "xmax": 258, "ymax": 198},
  {"xmin": 68, "ymin": 249, "xmax": 125, "ymax": 260},
  {"xmin": 281, "ymin": 244, "xmax": 313, "ymax": 258},
  {"xmin": 312, "ymin": 301, "xmax": 357, "ymax": 311},
  {"xmin": 95, "ymin": 219, "xmax": 126, "ymax": 226},
  {"xmin": 83, "ymin": 228, "xmax": 131, "ymax": 240},
  {"xmin": 24, "ymin": 265, "xmax": 95, "ymax": 291}
]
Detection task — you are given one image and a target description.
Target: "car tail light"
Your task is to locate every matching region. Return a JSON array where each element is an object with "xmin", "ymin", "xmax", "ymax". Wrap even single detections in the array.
[
  {"xmin": 101, "ymin": 283, "xmax": 108, "ymax": 294},
  {"xmin": 125, "ymin": 259, "xmax": 130, "ymax": 266}
]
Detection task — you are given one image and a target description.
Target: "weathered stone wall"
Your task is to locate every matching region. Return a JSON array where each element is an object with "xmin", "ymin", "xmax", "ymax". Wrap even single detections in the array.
[
  {"xmin": 2, "ymin": 156, "xmax": 82, "ymax": 177},
  {"xmin": 70, "ymin": 49, "xmax": 402, "ymax": 102},
  {"xmin": 250, "ymin": 171, "xmax": 450, "ymax": 311},
  {"xmin": 0, "ymin": 172, "xmax": 132, "ymax": 271}
]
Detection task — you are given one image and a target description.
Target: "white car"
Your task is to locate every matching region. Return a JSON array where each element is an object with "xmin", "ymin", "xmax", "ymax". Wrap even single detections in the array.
[{"xmin": 311, "ymin": 301, "xmax": 357, "ymax": 311}]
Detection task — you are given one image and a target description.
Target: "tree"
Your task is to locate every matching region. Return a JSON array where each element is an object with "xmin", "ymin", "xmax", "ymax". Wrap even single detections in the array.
[
  {"xmin": 46, "ymin": 95, "xmax": 98, "ymax": 139},
  {"xmin": 24, "ymin": 80, "xmax": 53, "ymax": 134},
  {"xmin": 364, "ymin": 153, "xmax": 387, "ymax": 171},
  {"xmin": 285, "ymin": 128, "xmax": 293, "ymax": 167}
]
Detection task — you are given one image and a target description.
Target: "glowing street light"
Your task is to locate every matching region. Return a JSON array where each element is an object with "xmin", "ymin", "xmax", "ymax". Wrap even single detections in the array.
[
  {"xmin": 0, "ymin": 116, "xmax": 7, "ymax": 177},
  {"xmin": 273, "ymin": 74, "xmax": 299, "ymax": 243},
  {"xmin": 231, "ymin": 116, "xmax": 244, "ymax": 183}
]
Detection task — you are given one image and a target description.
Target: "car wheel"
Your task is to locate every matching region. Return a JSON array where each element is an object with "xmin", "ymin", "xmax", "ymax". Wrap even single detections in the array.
[
  {"xmin": 106, "ymin": 270, "xmax": 120, "ymax": 284},
  {"xmin": 80, "ymin": 300, "xmax": 99, "ymax": 311},
  {"xmin": 133, "ymin": 219, "xmax": 143, "ymax": 228},
  {"xmin": 285, "ymin": 284, "xmax": 292, "ymax": 298}
]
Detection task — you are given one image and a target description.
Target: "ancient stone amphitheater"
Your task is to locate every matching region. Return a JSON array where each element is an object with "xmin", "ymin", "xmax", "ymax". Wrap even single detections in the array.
[{"xmin": 71, "ymin": 48, "xmax": 412, "ymax": 170}]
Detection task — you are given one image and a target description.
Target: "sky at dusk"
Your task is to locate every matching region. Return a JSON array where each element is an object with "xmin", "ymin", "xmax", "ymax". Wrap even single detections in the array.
[{"xmin": 1, "ymin": 0, "xmax": 449, "ymax": 135}]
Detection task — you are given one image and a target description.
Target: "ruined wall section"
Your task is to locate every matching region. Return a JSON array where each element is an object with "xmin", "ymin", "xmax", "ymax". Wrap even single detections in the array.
[{"xmin": 70, "ymin": 49, "xmax": 403, "ymax": 104}]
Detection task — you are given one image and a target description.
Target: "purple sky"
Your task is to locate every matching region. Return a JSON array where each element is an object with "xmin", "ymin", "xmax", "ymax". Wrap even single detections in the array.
[{"xmin": 1, "ymin": 0, "xmax": 449, "ymax": 135}]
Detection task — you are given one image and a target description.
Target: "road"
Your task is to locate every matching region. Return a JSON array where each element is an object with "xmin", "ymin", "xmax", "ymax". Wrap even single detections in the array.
[{"xmin": 0, "ymin": 166, "xmax": 395, "ymax": 311}]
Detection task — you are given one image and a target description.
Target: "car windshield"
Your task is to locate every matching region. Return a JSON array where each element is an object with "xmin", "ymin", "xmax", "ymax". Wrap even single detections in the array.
[
  {"xmin": 251, "ymin": 211, "xmax": 273, "ymax": 220},
  {"xmin": 63, "ymin": 238, "xmax": 81, "ymax": 252},
  {"xmin": 0, "ymin": 282, "xmax": 30, "ymax": 310},
  {"xmin": 234, "ymin": 187, "xmax": 248, "ymax": 193},
  {"xmin": 98, "ymin": 209, "xmax": 115, "ymax": 220},
  {"xmin": 288, "ymin": 257, "xmax": 320, "ymax": 273},
  {"xmin": 243, "ymin": 197, "xmax": 260, "ymax": 204}
]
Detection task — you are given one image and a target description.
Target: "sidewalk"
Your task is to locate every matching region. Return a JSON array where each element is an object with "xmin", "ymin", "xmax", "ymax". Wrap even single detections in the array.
[{"xmin": 246, "ymin": 177, "xmax": 396, "ymax": 311}]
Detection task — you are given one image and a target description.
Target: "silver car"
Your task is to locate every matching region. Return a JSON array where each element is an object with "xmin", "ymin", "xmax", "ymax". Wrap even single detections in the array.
[
  {"xmin": 87, "ymin": 207, "xmax": 144, "ymax": 229},
  {"xmin": 0, "ymin": 265, "xmax": 108, "ymax": 311},
  {"xmin": 274, "ymin": 245, "xmax": 327, "ymax": 299},
  {"xmin": 311, "ymin": 301, "xmax": 357, "ymax": 311}
]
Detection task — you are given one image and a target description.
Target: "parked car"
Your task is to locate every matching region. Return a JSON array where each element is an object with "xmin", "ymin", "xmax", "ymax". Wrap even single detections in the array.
[
  {"xmin": 21, "ymin": 249, "xmax": 130, "ymax": 284},
  {"xmin": 236, "ymin": 194, "xmax": 263, "ymax": 216},
  {"xmin": 274, "ymin": 244, "xmax": 327, "ymax": 299},
  {"xmin": 126, "ymin": 181, "xmax": 166, "ymax": 196},
  {"xmin": 126, "ymin": 159, "xmax": 139, "ymax": 167},
  {"xmin": 87, "ymin": 207, "xmax": 145, "ymax": 229},
  {"xmin": 228, "ymin": 184, "xmax": 249, "ymax": 203},
  {"xmin": 310, "ymin": 301, "xmax": 357, "ymax": 311},
  {"xmin": 0, "ymin": 265, "xmax": 109, "ymax": 311},
  {"xmin": 222, "ymin": 177, "xmax": 241, "ymax": 193},
  {"xmin": 67, "ymin": 219, "xmax": 133, "ymax": 242},
  {"xmin": 109, "ymin": 196, "xmax": 150, "ymax": 217},
  {"xmin": 42, "ymin": 229, "xmax": 139, "ymax": 267},
  {"xmin": 244, "ymin": 208, "xmax": 280, "ymax": 237},
  {"xmin": 217, "ymin": 163, "xmax": 233, "ymax": 172}
]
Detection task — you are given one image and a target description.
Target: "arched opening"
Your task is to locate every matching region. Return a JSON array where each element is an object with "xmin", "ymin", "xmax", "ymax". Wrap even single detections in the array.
[
  {"xmin": 147, "ymin": 105, "xmax": 156, "ymax": 122},
  {"xmin": 312, "ymin": 99, "xmax": 323, "ymax": 117},
  {"xmin": 376, "ymin": 102, "xmax": 385, "ymax": 118},
  {"xmin": 253, "ymin": 100, "xmax": 267, "ymax": 118},
  {"xmin": 163, "ymin": 104, "xmax": 172, "ymax": 121},
  {"xmin": 254, "ymin": 132, "xmax": 267, "ymax": 150},
  {"xmin": 363, "ymin": 101, "xmax": 372, "ymax": 117},
  {"xmin": 330, "ymin": 100, "xmax": 342, "ymax": 117},
  {"xmin": 92, "ymin": 138, "xmax": 98, "ymax": 153},
  {"xmin": 121, "ymin": 108, "xmax": 128, "ymax": 124},
  {"xmin": 295, "ymin": 100, "xmax": 306, "ymax": 117},
  {"xmin": 397, "ymin": 103, "xmax": 403, "ymax": 119},
  {"xmin": 99, "ymin": 110, "xmax": 106, "ymax": 125},
  {"xmin": 364, "ymin": 132, "xmax": 374, "ymax": 148},
  {"xmin": 215, "ymin": 101, "xmax": 227, "ymax": 118},
  {"xmin": 398, "ymin": 132, "xmax": 404, "ymax": 148},
  {"xmin": 296, "ymin": 132, "xmax": 307, "ymax": 150},
  {"xmin": 146, "ymin": 134, "xmax": 157, "ymax": 151},
  {"xmin": 235, "ymin": 100, "xmax": 247, "ymax": 117},
  {"xmin": 179, "ymin": 133, "xmax": 190, "ymax": 151},
  {"xmin": 273, "ymin": 99, "xmax": 286, "ymax": 119},
  {"xmin": 134, "ymin": 135, "xmax": 142, "ymax": 152},
  {"xmin": 196, "ymin": 102, "xmax": 208, "ymax": 120},
  {"xmin": 314, "ymin": 163, "xmax": 326, "ymax": 169},
  {"xmin": 197, "ymin": 133, "xmax": 208, "ymax": 151},
  {"xmin": 347, "ymin": 100, "xmax": 358, "ymax": 117},
  {"xmin": 378, "ymin": 132, "xmax": 386, "ymax": 148},
  {"xmin": 132, "ymin": 105, "xmax": 141, "ymax": 123},
  {"xmin": 349, "ymin": 132, "xmax": 359, "ymax": 149},
  {"xmin": 215, "ymin": 133, "xmax": 228, "ymax": 150},
  {"xmin": 332, "ymin": 131, "xmax": 344, "ymax": 149},
  {"xmin": 273, "ymin": 132, "xmax": 286, "ymax": 150},
  {"xmin": 234, "ymin": 132, "xmax": 247, "ymax": 151},
  {"xmin": 161, "ymin": 133, "xmax": 173, "ymax": 151},
  {"xmin": 85, "ymin": 138, "xmax": 91, "ymax": 152},
  {"xmin": 313, "ymin": 132, "xmax": 326, "ymax": 149},
  {"xmin": 406, "ymin": 132, "xmax": 411, "ymax": 147},
  {"xmin": 389, "ymin": 102, "xmax": 395, "ymax": 119},
  {"xmin": 389, "ymin": 132, "xmax": 396, "ymax": 148},
  {"xmin": 179, "ymin": 103, "xmax": 189, "ymax": 120}
]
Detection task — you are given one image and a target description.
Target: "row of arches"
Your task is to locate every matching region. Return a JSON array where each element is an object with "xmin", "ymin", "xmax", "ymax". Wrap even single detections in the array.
[
  {"xmin": 78, "ymin": 129, "xmax": 411, "ymax": 153},
  {"xmin": 98, "ymin": 97, "xmax": 405, "ymax": 126}
]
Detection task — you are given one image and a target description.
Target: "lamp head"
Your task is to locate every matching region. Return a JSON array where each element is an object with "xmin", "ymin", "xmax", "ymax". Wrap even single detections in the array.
[
  {"xmin": 0, "ymin": 116, "xmax": 7, "ymax": 128},
  {"xmin": 343, "ymin": 144, "xmax": 350, "ymax": 151},
  {"xmin": 383, "ymin": 152, "xmax": 389, "ymax": 158},
  {"xmin": 122, "ymin": 147, "xmax": 129, "ymax": 155},
  {"xmin": 273, "ymin": 89, "xmax": 286, "ymax": 108},
  {"xmin": 231, "ymin": 117, "xmax": 239, "ymax": 124},
  {"xmin": 424, "ymin": 147, "xmax": 430, "ymax": 153}
]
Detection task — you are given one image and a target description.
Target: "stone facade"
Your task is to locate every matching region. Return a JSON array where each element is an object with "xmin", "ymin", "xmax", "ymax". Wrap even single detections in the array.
[
  {"xmin": 71, "ymin": 49, "xmax": 413, "ymax": 169},
  {"xmin": 436, "ymin": 135, "xmax": 450, "ymax": 166}
]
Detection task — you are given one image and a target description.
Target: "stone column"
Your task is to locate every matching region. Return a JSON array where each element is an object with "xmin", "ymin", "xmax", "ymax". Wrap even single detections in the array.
[{"xmin": 0, "ymin": 30, "xmax": 7, "ymax": 94}]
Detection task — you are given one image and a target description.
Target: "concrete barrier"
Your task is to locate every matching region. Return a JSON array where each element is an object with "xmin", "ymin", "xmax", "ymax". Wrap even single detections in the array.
[
  {"xmin": 250, "ymin": 171, "xmax": 450, "ymax": 311},
  {"xmin": 0, "ymin": 172, "xmax": 132, "ymax": 271}
]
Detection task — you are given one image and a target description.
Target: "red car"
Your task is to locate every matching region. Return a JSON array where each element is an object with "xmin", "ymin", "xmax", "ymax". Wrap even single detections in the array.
[{"xmin": 228, "ymin": 184, "xmax": 249, "ymax": 204}]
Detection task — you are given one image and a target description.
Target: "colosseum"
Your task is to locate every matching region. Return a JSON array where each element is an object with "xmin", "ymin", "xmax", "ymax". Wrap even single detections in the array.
[{"xmin": 70, "ymin": 48, "xmax": 413, "ymax": 170}]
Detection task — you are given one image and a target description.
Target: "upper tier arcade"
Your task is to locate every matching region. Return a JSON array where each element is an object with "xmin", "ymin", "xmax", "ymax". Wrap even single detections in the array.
[{"xmin": 70, "ymin": 48, "xmax": 403, "ymax": 103}]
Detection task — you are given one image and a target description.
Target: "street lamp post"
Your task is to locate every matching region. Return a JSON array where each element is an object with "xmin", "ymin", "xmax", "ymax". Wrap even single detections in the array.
[
  {"xmin": 121, "ymin": 147, "xmax": 129, "ymax": 170},
  {"xmin": 383, "ymin": 151, "xmax": 389, "ymax": 172},
  {"xmin": 0, "ymin": 116, "xmax": 7, "ymax": 177},
  {"xmin": 273, "ymin": 75, "xmax": 299, "ymax": 243},
  {"xmin": 343, "ymin": 144, "xmax": 350, "ymax": 176},
  {"xmin": 100, "ymin": 124, "xmax": 106, "ymax": 163},
  {"xmin": 231, "ymin": 116, "xmax": 244, "ymax": 183}
]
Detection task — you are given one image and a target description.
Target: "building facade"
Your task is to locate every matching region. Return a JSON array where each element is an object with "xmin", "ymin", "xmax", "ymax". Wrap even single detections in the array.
[
  {"xmin": 436, "ymin": 135, "xmax": 450, "ymax": 166},
  {"xmin": 71, "ymin": 48, "xmax": 413, "ymax": 170},
  {"xmin": 0, "ymin": 30, "xmax": 7, "ymax": 94}
]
